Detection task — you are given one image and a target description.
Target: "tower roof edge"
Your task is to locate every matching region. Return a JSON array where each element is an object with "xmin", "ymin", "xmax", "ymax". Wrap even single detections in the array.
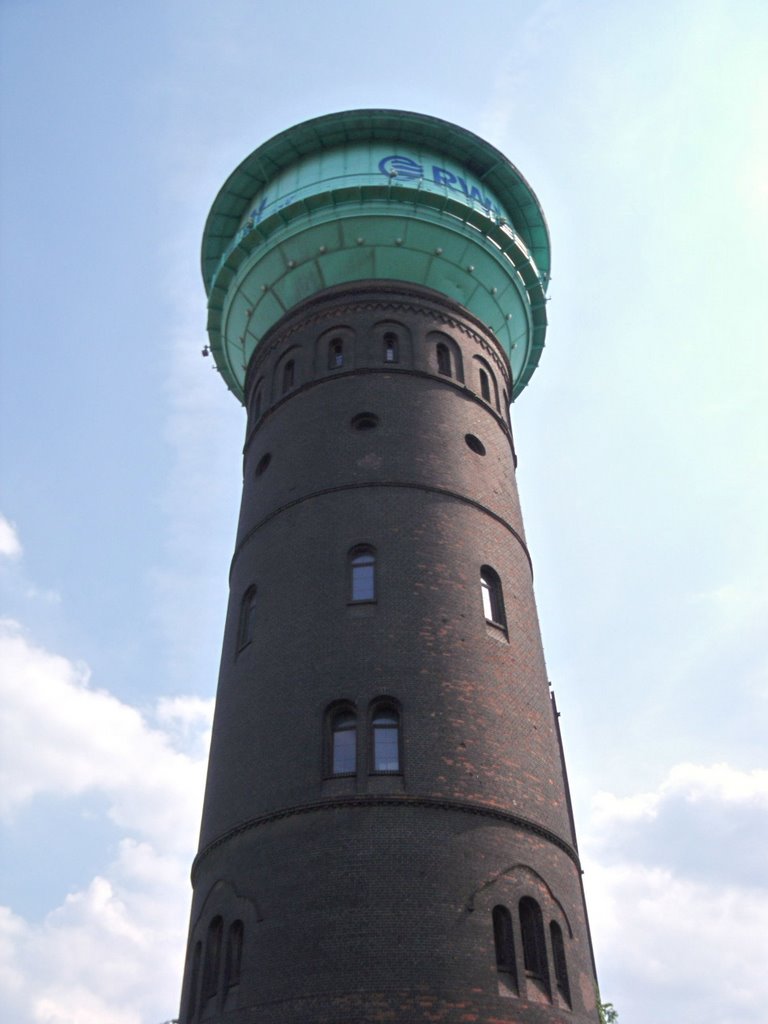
[{"xmin": 201, "ymin": 109, "xmax": 551, "ymax": 293}]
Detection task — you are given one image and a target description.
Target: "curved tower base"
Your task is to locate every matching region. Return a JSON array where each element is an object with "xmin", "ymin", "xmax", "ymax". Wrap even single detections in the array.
[{"xmin": 179, "ymin": 283, "xmax": 599, "ymax": 1023}]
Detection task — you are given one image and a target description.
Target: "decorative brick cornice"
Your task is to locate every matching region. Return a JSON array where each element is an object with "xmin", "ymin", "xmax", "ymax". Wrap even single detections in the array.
[
  {"xmin": 243, "ymin": 282, "xmax": 512, "ymax": 395},
  {"xmin": 191, "ymin": 794, "xmax": 581, "ymax": 884}
]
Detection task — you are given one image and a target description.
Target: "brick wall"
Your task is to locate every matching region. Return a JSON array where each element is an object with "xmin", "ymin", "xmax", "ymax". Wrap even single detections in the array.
[{"xmin": 180, "ymin": 283, "xmax": 599, "ymax": 1023}]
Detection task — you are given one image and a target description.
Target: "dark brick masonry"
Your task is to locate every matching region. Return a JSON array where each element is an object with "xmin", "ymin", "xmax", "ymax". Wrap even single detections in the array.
[{"xmin": 179, "ymin": 282, "xmax": 600, "ymax": 1023}]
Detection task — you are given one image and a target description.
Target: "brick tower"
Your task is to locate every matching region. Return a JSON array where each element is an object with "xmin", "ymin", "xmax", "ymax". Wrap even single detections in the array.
[{"xmin": 179, "ymin": 110, "xmax": 600, "ymax": 1023}]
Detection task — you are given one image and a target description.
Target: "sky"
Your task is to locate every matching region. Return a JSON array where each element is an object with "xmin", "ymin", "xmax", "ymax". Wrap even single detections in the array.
[{"xmin": 0, "ymin": 1, "xmax": 766, "ymax": 1022}]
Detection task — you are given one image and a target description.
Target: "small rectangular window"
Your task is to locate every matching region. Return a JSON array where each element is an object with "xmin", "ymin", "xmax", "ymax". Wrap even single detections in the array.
[
  {"xmin": 349, "ymin": 547, "xmax": 376, "ymax": 603},
  {"xmin": 371, "ymin": 707, "xmax": 400, "ymax": 772},
  {"xmin": 330, "ymin": 709, "xmax": 357, "ymax": 775},
  {"xmin": 383, "ymin": 333, "xmax": 398, "ymax": 363}
]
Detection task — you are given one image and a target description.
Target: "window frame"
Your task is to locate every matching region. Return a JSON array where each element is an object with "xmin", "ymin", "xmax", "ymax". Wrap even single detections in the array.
[
  {"xmin": 550, "ymin": 920, "xmax": 571, "ymax": 1006},
  {"xmin": 282, "ymin": 358, "xmax": 295, "ymax": 394},
  {"xmin": 224, "ymin": 920, "xmax": 244, "ymax": 991},
  {"xmin": 237, "ymin": 585, "xmax": 258, "ymax": 651},
  {"xmin": 519, "ymin": 897, "xmax": 550, "ymax": 989},
  {"xmin": 369, "ymin": 701, "xmax": 401, "ymax": 774},
  {"xmin": 480, "ymin": 565, "xmax": 506, "ymax": 629},
  {"xmin": 348, "ymin": 544, "xmax": 376, "ymax": 604},
  {"xmin": 436, "ymin": 342, "xmax": 452, "ymax": 377},
  {"xmin": 479, "ymin": 368, "xmax": 491, "ymax": 402},
  {"xmin": 492, "ymin": 904, "xmax": 518, "ymax": 986},
  {"xmin": 252, "ymin": 380, "xmax": 264, "ymax": 422},
  {"xmin": 188, "ymin": 940, "xmax": 202, "ymax": 1020},
  {"xmin": 383, "ymin": 331, "xmax": 399, "ymax": 364},
  {"xmin": 328, "ymin": 338, "xmax": 344, "ymax": 370},
  {"xmin": 328, "ymin": 704, "xmax": 358, "ymax": 777},
  {"xmin": 201, "ymin": 915, "xmax": 223, "ymax": 1004}
]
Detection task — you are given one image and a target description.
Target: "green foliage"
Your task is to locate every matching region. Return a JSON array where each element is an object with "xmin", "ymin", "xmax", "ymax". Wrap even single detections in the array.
[{"xmin": 599, "ymin": 1002, "xmax": 619, "ymax": 1023}]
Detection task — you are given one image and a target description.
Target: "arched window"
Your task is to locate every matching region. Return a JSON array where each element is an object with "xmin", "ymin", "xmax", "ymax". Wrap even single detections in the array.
[
  {"xmin": 480, "ymin": 368, "xmax": 491, "ymax": 402},
  {"xmin": 237, "ymin": 586, "xmax": 258, "ymax": 649},
  {"xmin": 371, "ymin": 704, "xmax": 400, "ymax": 772},
  {"xmin": 202, "ymin": 915, "xmax": 223, "ymax": 1003},
  {"xmin": 282, "ymin": 359, "xmax": 295, "ymax": 394},
  {"xmin": 188, "ymin": 940, "xmax": 202, "ymax": 1020},
  {"xmin": 480, "ymin": 566, "xmax": 505, "ymax": 627},
  {"xmin": 330, "ymin": 707, "xmax": 357, "ymax": 775},
  {"xmin": 328, "ymin": 338, "xmax": 344, "ymax": 369},
  {"xmin": 383, "ymin": 332, "xmax": 398, "ymax": 363},
  {"xmin": 252, "ymin": 382, "xmax": 263, "ymax": 421},
  {"xmin": 436, "ymin": 342, "xmax": 452, "ymax": 377},
  {"xmin": 224, "ymin": 920, "xmax": 244, "ymax": 990},
  {"xmin": 492, "ymin": 905, "xmax": 518, "ymax": 986},
  {"xmin": 349, "ymin": 545, "xmax": 376, "ymax": 603},
  {"xmin": 550, "ymin": 921, "xmax": 571, "ymax": 1006},
  {"xmin": 519, "ymin": 898, "xmax": 549, "ymax": 986}
]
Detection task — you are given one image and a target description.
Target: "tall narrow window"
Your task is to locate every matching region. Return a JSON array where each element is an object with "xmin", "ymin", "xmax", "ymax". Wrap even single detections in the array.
[
  {"xmin": 493, "ymin": 905, "xmax": 518, "ymax": 986},
  {"xmin": 331, "ymin": 708, "xmax": 357, "ymax": 775},
  {"xmin": 253, "ymin": 383, "xmax": 263, "ymax": 421},
  {"xmin": 519, "ymin": 898, "xmax": 549, "ymax": 985},
  {"xmin": 224, "ymin": 920, "xmax": 244, "ymax": 990},
  {"xmin": 238, "ymin": 586, "xmax": 258, "ymax": 649},
  {"xmin": 188, "ymin": 940, "xmax": 202, "ymax": 1020},
  {"xmin": 383, "ymin": 332, "xmax": 398, "ymax": 363},
  {"xmin": 371, "ymin": 704, "xmax": 400, "ymax": 772},
  {"xmin": 436, "ymin": 342, "xmax": 451, "ymax": 377},
  {"xmin": 480, "ymin": 368, "xmax": 491, "ymax": 402},
  {"xmin": 202, "ymin": 916, "xmax": 223, "ymax": 1003},
  {"xmin": 349, "ymin": 545, "xmax": 376, "ymax": 602},
  {"xmin": 480, "ymin": 566, "xmax": 505, "ymax": 627},
  {"xmin": 282, "ymin": 359, "xmax": 295, "ymax": 394},
  {"xmin": 550, "ymin": 921, "xmax": 571, "ymax": 1006},
  {"xmin": 329, "ymin": 339, "xmax": 344, "ymax": 369}
]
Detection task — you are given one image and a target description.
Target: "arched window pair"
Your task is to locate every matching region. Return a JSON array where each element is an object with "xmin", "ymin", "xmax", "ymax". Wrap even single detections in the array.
[
  {"xmin": 492, "ymin": 899, "xmax": 570, "ymax": 1006},
  {"xmin": 480, "ymin": 566, "xmax": 506, "ymax": 628},
  {"xmin": 189, "ymin": 917, "xmax": 244, "ymax": 1019},
  {"xmin": 328, "ymin": 701, "xmax": 401, "ymax": 776}
]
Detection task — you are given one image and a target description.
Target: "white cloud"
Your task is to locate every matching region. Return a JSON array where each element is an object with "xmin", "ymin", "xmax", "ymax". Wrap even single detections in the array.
[
  {"xmin": 0, "ymin": 622, "xmax": 211, "ymax": 1023},
  {"xmin": 155, "ymin": 694, "xmax": 215, "ymax": 735},
  {"xmin": 584, "ymin": 762, "xmax": 768, "ymax": 1023},
  {"xmin": 592, "ymin": 762, "xmax": 768, "ymax": 827},
  {"xmin": 587, "ymin": 861, "xmax": 768, "ymax": 1024},
  {"xmin": 1, "ymin": 843, "xmax": 191, "ymax": 1024},
  {"xmin": 0, "ymin": 620, "xmax": 209, "ymax": 852},
  {"xmin": 0, "ymin": 515, "xmax": 22, "ymax": 559}
]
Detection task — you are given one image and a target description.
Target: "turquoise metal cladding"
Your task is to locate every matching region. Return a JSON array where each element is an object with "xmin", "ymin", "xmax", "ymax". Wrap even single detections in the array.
[
  {"xmin": 233, "ymin": 145, "xmax": 511, "ymax": 234},
  {"xmin": 203, "ymin": 110, "xmax": 550, "ymax": 403}
]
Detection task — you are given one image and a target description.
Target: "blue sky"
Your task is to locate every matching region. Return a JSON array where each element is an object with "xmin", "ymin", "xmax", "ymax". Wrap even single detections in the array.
[{"xmin": 1, "ymin": 2, "xmax": 767, "ymax": 1022}]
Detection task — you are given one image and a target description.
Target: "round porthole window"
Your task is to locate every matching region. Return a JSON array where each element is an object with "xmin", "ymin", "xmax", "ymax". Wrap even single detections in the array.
[
  {"xmin": 465, "ymin": 434, "xmax": 486, "ymax": 456},
  {"xmin": 255, "ymin": 452, "xmax": 272, "ymax": 476},
  {"xmin": 351, "ymin": 412, "xmax": 379, "ymax": 431}
]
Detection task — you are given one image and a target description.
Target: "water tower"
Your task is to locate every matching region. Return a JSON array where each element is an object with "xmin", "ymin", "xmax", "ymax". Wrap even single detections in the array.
[{"xmin": 180, "ymin": 109, "xmax": 599, "ymax": 1023}]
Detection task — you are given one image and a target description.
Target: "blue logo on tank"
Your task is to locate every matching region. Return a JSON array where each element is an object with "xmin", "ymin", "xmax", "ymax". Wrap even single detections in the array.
[{"xmin": 378, "ymin": 155, "xmax": 424, "ymax": 180}]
